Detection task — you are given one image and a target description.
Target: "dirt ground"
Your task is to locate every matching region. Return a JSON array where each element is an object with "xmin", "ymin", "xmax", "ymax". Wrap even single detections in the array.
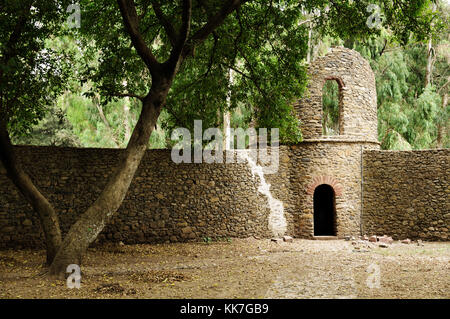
[{"xmin": 0, "ymin": 238, "xmax": 449, "ymax": 299}]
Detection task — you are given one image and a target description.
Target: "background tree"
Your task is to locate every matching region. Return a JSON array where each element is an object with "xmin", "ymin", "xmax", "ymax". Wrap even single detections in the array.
[{"xmin": 0, "ymin": 0, "xmax": 73, "ymax": 263}]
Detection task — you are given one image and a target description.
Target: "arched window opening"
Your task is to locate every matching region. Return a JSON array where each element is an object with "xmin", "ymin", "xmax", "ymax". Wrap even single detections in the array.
[{"xmin": 322, "ymin": 79, "xmax": 341, "ymax": 136}]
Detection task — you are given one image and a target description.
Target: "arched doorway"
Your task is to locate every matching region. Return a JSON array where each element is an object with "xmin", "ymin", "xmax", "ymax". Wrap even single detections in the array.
[{"xmin": 313, "ymin": 184, "xmax": 336, "ymax": 236}]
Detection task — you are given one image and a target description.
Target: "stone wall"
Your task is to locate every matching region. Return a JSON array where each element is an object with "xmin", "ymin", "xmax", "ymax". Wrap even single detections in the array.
[
  {"xmin": 362, "ymin": 149, "xmax": 450, "ymax": 241},
  {"xmin": 1, "ymin": 47, "xmax": 448, "ymax": 248},
  {"xmin": 0, "ymin": 146, "xmax": 449, "ymax": 248},
  {"xmin": 0, "ymin": 146, "xmax": 282, "ymax": 249}
]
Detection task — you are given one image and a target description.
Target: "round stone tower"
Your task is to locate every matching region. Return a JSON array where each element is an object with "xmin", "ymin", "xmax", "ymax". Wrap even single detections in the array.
[{"xmin": 290, "ymin": 47, "xmax": 380, "ymax": 238}]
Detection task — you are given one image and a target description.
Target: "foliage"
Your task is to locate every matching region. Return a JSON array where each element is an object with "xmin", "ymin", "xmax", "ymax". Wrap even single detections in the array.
[
  {"xmin": 351, "ymin": 25, "xmax": 449, "ymax": 149},
  {"xmin": 74, "ymin": 0, "xmax": 439, "ymax": 146},
  {"xmin": 64, "ymin": 91, "xmax": 169, "ymax": 148},
  {"xmin": 3, "ymin": 0, "xmax": 446, "ymax": 149},
  {"xmin": 12, "ymin": 99, "xmax": 81, "ymax": 147},
  {"xmin": 0, "ymin": 1, "xmax": 73, "ymax": 134},
  {"xmin": 322, "ymin": 80, "xmax": 340, "ymax": 135}
]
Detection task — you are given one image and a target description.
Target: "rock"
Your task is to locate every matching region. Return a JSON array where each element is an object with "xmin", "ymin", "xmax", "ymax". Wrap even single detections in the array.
[
  {"xmin": 283, "ymin": 236, "xmax": 293, "ymax": 243},
  {"xmin": 22, "ymin": 219, "xmax": 32, "ymax": 226},
  {"xmin": 379, "ymin": 236, "xmax": 393, "ymax": 244},
  {"xmin": 417, "ymin": 239, "xmax": 424, "ymax": 246},
  {"xmin": 361, "ymin": 235, "xmax": 369, "ymax": 241},
  {"xmin": 369, "ymin": 235, "xmax": 377, "ymax": 242},
  {"xmin": 271, "ymin": 238, "xmax": 282, "ymax": 243},
  {"xmin": 344, "ymin": 235, "xmax": 351, "ymax": 241},
  {"xmin": 181, "ymin": 226, "xmax": 192, "ymax": 234},
  {"xmin": 379, "ymin": 243, "xmax": 389, "ymax": 248},
  {"xmin": 188, "ymin": 232, "xmax": 196, "ymax": 239},
  {"xmin": 401, "ymin": 239, "xmax": 411, "ymax": 244},
  {"xmin": 119, "ymin": 241, "xmax": 125, "ymax": 246}
]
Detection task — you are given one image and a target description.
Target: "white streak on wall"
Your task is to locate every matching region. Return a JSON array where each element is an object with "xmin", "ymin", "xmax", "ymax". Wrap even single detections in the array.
[{"xmin": 242, "ymin": 151, "xmax": 287, "ymax": 237}]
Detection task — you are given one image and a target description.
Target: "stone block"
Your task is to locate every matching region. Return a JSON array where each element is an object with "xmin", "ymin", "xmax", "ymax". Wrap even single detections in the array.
[
  {"xmin": 378, "ymin": 236, "xmax": 393, "ymax": 244},
  {"xmin": 282, "ymin": 236, "xmax": 293, "ymax": 243},
  {"xmin": 22, "ymin": 219, "xmax": 33, "ymax": 226},
  {"xmin": 181, "ymin": 226, "xmax": 192, "ymax": 234}
]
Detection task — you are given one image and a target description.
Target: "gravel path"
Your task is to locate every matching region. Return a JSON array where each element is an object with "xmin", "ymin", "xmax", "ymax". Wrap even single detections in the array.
[{"xmin": 0, "ymin": 239, "xmax": 448, "ymax": 298}]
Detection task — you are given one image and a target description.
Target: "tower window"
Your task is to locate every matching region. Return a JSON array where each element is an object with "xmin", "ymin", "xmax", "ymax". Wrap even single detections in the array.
[{"xmin": 322, "ymin": 79, "xmax": 341, "ymax": 136}]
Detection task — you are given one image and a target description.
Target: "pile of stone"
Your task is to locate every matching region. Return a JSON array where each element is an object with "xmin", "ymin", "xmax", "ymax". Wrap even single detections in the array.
[{"xmin": 351, "ymin": 235, "xmax": 423, "ymax": 248}]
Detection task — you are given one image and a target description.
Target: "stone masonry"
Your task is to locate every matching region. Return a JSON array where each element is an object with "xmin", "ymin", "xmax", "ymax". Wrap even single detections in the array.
[
  {"xmin": 363, "ymin": 150, "xmax": 449, "ymax": 241},
  {"xmin": 0, "ymin": 47, "xmax": 448, "ymax": 248}
]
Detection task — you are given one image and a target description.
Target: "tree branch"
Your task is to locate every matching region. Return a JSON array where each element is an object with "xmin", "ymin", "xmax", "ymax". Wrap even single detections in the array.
[
  {"xmin": 181, "ymin": 0, "xmax": 248, "ymax": 59},
  {"xmin": 438, "ymin": 76, "xmax": 450, "ymax": 94},
  {"xmin": 151, "ymin": 1, "xmax": 177, "ymax": 47},
  {"xmin": 117, "ymin": 0, "xmax": 161, "ymax": 75},
  {"xmin": 298, "ymin": 19, "xmax": 312, "ymax": 26},
  {"xmin": 165, "ymin": 0, "xmax": 192, "ymax": 71}
]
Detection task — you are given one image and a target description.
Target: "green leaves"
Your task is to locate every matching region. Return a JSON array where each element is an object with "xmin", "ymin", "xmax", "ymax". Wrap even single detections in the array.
[
  {"xmin": 2, "ymin": 0, "xmax": 446, "ymax": 148},
  {"xmin": 352, "ymin": 17, "xmax": 448, "ymax": 150},
  {"xmin": 322, "ymin": 80, "xmax": 340, "ymax": 136},
  {"xmin": 0, "ymin": 1, "xmax": 74, "ymax": 135},
  {"xmin": 160, "ymin": 0, "xmax": 308, "ymax": 144}
]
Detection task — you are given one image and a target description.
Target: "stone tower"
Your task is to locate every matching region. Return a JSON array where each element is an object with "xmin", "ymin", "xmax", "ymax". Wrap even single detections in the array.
[{"xmin": 291, "ymin": 47, "xmax": 380, "ymax": 238}]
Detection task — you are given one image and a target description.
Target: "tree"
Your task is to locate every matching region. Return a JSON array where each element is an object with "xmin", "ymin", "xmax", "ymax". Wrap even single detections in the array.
[
  {"xmin": 12, "ymin": 99, "xmax": 81, "ymax": 148},
  {"xmin": 48, "ymin": 0, "xmax": 253, "ymax": 275},
  {"xmin": 0, "ymin": 0, "xmax": 437, "ymax": 276},
  {"xmin": 348, "ymin": 2, "xmax": 448, "ymax": 150},
  {"xmin": 0, "ymin": 0, "xmax": 73, "ymax": 264}
]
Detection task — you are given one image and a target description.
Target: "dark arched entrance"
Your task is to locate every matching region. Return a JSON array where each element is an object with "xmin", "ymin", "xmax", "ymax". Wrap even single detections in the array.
[{"xmin": 313, "ymin": 184, "xmax": 336, "ymax": 236}]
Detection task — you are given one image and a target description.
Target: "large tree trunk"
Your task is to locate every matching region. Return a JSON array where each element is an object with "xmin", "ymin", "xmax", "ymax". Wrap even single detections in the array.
[
  {"xmin": 48, "ymin": 81, "xmax": 169, "ymax": 277},
  {"xmin": 0, "ymin": 121, "xmax": 62, "ymax": 264}
]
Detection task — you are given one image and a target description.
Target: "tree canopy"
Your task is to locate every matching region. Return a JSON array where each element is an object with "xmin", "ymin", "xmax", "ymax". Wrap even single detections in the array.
[{"xmin": 66, "ymin": 0, "xmax": 442, "ymax": 144}]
